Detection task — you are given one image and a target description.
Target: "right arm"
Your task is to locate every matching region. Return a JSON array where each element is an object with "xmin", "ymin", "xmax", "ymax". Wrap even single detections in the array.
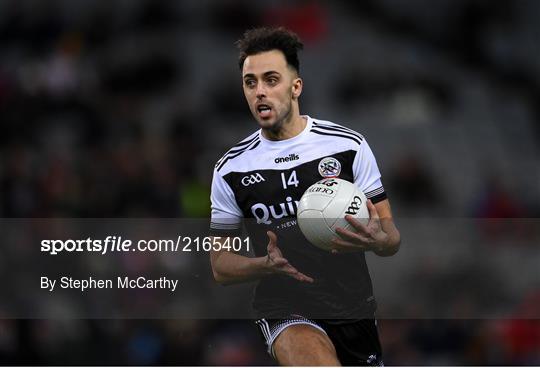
[
  {"xmin": 210, "ymin": 246, "xmax": 269, "ymax": 285},
  {"xmin": 209, "ymin": 169, "xmax": 312, "ymax": 285}
]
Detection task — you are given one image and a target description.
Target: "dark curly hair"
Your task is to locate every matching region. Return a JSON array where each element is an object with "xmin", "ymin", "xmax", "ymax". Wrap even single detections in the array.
[{"xmin": 235, "ymin": 27, "xmax": 304, "ymax": 73}]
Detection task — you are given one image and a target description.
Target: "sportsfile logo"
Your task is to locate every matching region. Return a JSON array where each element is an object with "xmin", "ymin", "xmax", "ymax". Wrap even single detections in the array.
[
  {"xmin": 274, "ymin": 153, "xmax": 299, "ymax": 164},
  {"xmin": 241, "ymin": 173, "xmax": 265, "ymax": 187}
]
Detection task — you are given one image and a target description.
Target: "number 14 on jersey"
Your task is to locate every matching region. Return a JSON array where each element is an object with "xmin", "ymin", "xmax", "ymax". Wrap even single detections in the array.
[{"xmin": 281, "ymin": 170, "xmax": 299, "ymax": 189}]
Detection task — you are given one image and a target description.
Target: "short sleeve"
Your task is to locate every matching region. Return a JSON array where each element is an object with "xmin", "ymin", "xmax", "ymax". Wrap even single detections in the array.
[
  {"xmin": 210, "ymin": 168, "xmax": 243, "ymax": 236},
  {"xmin": 353, "ymin": 139, "xmax": 387, "ymax": 203}
]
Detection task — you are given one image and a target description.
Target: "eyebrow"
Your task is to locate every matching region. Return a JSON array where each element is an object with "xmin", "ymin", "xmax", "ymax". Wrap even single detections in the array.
[{"xmin": 243, "ymin": 71, "xmax": 281, "ymax": 79}]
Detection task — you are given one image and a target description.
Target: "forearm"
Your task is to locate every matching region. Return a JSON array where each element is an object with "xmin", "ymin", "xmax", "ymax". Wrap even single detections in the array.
[{"xmin": 211, "ymin": 250, "xmax": 270, "ymax": 285}]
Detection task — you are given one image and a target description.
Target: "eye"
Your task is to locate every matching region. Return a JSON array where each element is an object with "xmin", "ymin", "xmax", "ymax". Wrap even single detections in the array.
[
  {"xmin": 245, "ymin": 79, "xmax": 256, "ymax": 88},
  {"xmin": 267, "ymin": 77, "xmax": 278, "ymax": 85}
]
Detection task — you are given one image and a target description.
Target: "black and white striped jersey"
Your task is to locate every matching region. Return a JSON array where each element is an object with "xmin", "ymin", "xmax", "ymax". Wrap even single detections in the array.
[{"xmin": 210, "ymin": 115, "xmax": 387, "ymax": 318}]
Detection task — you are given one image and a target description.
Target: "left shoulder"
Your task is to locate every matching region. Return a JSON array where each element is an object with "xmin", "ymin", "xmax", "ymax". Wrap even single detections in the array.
[{"xmin": 308, "ymin": 117, "xmax": 366, "ymax": 147}]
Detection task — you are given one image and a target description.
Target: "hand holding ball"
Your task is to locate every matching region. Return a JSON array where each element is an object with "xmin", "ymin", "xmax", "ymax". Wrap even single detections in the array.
[{"xmin": 297, "ymin": 178, "xmax": 369, "ymax": 251}]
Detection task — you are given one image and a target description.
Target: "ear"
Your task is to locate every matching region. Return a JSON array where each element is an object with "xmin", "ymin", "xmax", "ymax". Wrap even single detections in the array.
[{"xmin": 292, "ymin": 77, "xmax": 303, "ymax": 100}]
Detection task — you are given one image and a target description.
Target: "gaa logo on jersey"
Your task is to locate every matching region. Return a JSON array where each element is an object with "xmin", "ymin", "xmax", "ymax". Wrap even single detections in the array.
[
  {"xmin": 318, "ymin": 157, "xmax": 341, "ymax": 178},
  {"xmin": 241, "ymin": 173, "xmax": 265, "ymax": 186}
]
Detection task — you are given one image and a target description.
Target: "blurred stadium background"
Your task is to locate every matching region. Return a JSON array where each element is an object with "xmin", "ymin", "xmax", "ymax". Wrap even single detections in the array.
[{"xmin": 0, "ymin": 0, "xmax": 539, "ymax": 365}]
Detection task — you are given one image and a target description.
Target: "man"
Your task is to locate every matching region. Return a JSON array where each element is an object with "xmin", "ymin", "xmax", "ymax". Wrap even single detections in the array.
[{"xmin": 209, "ymin": 27, "xmax": 400, "ymax": 366}]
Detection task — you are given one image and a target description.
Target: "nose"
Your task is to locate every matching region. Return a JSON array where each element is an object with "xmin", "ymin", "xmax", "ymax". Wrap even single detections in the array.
[{"xmin": 255, "ymin": 83, "xmax": 266, "ymax": 99}]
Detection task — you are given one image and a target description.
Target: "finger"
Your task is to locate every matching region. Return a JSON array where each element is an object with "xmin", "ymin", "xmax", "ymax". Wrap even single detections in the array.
[
  {"xmin": 280, "ymin": 263, "xmax": 302, "ymax": 276},
  {"xmin": 271, "ymin": 257, "xmax": 289, "ymax": 267},
  {"xmin": 295, "ymin": 272, "xmax": 314, "ymax": 283},
  {"xmin": 279, "ymin": 263, "xmax": 314, "ymax": 283},
  {"xmin": 331, "ymin": 237, "xmax": 370, "ymax": 252},
  {"xmin": 335, "ymin": 227, "xmax": 371, "ymax": 244},
  {"xmin": 266, "ymin": 230, "xmax": 277, "ymax": 250},
  {"xmin": 343, "ymin": 216, "xmax": 370, "ymax": 236},
  {"xmin": 367, "ymin": 200, "xmax": 379, "ymax": 220},
  {"xmin": 332, "ymin": 237, "xmax": 367, "ymax": 248},
  {"xmin": 330, "ymin": 246, "xmax": 358, "ymax": 254},
  {"xmin": 288, "ymin": 269, "xmax": 314, "ymax": 283}
]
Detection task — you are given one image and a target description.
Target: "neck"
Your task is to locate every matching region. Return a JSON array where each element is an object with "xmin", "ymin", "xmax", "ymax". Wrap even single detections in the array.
[{"xmin": 262, "ymin": 112, "xmax": 306, "ymax": 141}]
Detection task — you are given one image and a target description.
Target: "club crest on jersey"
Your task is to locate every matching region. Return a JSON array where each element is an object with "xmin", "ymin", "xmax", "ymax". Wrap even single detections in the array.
[{"xmin": 318, "ymin": 157, "xmax": 341, "ymax": 178}]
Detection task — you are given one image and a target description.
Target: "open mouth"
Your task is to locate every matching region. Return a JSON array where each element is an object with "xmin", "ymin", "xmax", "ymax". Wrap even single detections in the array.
[{"xmin": 257, "ymin": 104, "xmax": 272, "ymax": 118}]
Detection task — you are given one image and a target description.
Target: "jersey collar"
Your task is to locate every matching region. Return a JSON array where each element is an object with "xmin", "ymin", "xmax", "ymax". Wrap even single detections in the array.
[{"xmin": 259, "ymin": 115, "xmax": 313, "ymax": 147}]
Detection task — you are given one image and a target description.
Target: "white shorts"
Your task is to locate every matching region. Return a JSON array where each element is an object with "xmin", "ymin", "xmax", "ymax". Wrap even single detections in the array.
[{"xmin": 255, "ymin": 315, "xmax": 328, "ymax": 358}]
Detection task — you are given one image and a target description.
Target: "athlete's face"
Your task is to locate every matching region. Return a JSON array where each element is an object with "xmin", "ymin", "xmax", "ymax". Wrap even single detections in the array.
[{"xmin": 242, "ymin": 50, "xmax": 302, "ymax": 132}]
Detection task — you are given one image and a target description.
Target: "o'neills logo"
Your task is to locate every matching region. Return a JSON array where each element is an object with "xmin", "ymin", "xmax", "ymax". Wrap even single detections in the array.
[{"xmin": 274, "ymin": 153, "xmax": 299, "ymax": 164}]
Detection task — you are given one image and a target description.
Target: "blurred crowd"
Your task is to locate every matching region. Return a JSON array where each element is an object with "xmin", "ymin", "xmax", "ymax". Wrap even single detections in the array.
[
  {"xmin": 1, "ymin": 318, "xmax": 538, "ymax": 365},
  {"xmin": 0, "ymin": 0, "xmax": 538, "ymax": 365}
]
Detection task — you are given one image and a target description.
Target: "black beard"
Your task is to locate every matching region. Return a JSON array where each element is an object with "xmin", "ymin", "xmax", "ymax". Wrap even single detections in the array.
[{"xmin": 266, "ymin": 99, "xmax": 293, "ymax": 135}]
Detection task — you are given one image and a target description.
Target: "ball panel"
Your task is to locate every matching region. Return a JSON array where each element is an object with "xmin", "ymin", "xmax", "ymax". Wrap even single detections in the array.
[
  {"xmin": 323, "ymin": 180, "xmax": 357, "ymax": 227},
  {"xmin": 297, "ymin": 194, "xmax": 333, "ymax": 215},
  {"xmin": 297, "ymin": 209, "xmax": 335, "ymax": 251},
  {"xmin": 297, "ymin": 178, "xmax": 370, "ymax": 252}
]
